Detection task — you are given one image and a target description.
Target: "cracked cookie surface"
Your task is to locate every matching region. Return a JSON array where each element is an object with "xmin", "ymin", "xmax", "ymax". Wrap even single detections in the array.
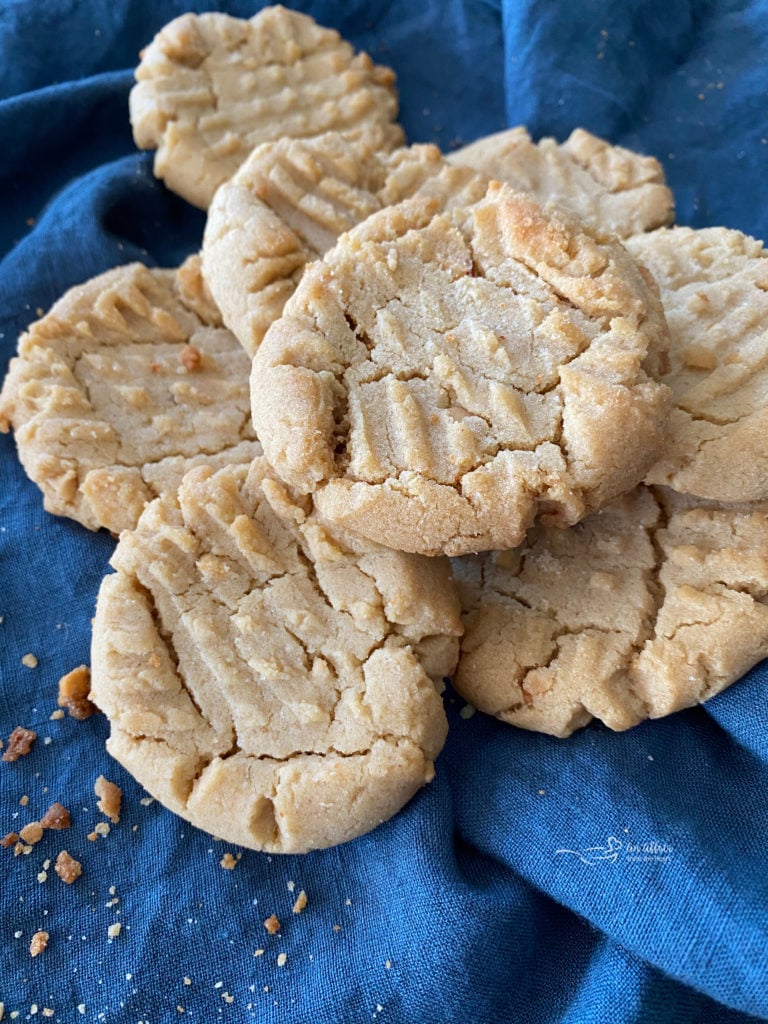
[
  {"xmin": 202, "ymin": 128, "xmax": 672, "ymax": 355},
  {"xmin": 250, "ymin": 181, "xmax": 671, "ymax": 556},
  {"xmin": 449, "ymin": 127, "xmax": 674, "ymax": 239},
  {"xmin": 0, "ymin": 256, "xmax": 260, "ymax": 533},
  {"xmin": 627, "ymin": 226, "xmax": 768, "ymax": 502},
  {"xmin": 130, "ymin": 7, "xmax": 403, "ymax": 209},
  {"xmin": 90, "ymin": 458, "xmax": 461, "ymax": 853},
  {"xmin": 453, "ymin": 485, "xmax": 768, "ymax": 737}
]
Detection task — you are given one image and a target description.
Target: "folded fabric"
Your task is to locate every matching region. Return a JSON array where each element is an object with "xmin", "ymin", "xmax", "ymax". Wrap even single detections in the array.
[{"xmin": 0, "ymin": 2, "xmax": 766, "ymax": 1021}]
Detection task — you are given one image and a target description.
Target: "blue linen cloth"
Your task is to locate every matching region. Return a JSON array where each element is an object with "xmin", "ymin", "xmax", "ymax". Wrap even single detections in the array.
[{"xmin": 0, "ymin": 2, "xmax": 767, "ymax": 1020}]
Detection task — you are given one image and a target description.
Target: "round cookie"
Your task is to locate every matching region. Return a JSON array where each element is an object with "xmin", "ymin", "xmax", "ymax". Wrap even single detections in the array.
[
  {"xmin": 0, "ymin": 256, "xmax": 260, "ymax": 534},
  {"xmin": 452, "ymin": 485, "xmax": 768, "ymax": 737},
  {"xmin": 250, "ymin": 181, "xmax": 672, "ymax": 556},
  {"xmin": 449, "ymin": 127, "xmax": 674, "ymax": 239},
  {"xmin": 627, "ymin": 226, "xmax": 768, "ymax": 502},
  {"xmin": 90, "ymin": 459, "xmax": 462, "ymax": 853},
  {"xmin": 202, "ymin": 132, "xmax": 490, "ymax": 354},
  {"xmin": 202, "ymin": 127, "xmax": 674, "ymax": 356},
  {"xmin": 130, "ymin": 7, "xmax": 404, "ymax": 209}
]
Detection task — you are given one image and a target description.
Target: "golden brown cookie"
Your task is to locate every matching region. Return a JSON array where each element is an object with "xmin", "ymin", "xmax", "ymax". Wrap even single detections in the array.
[
  {"xmin": 627, "ymin": 226, "xmax": 768, "ymax": 502},
  {"xmin": 449, "ymin": 126, "xmax": 674, "ymax": 238},
  {"xmin": 0, "ymin": 256, "xmax": 259, "ymax": 533},
  {"xmin": 250, "ymin": 182, "xmax": 671, "ymax": 556},
  {"xmin": 130, "ymin": 7, "xmax": 404, "ymax": 209},
  {"xmin": 453, "ymin": 486, "xmax": 768, "ymax": 737},
  {"xmin": 90, "ymin": 459, "xmax": 462, "ymax": 853}
]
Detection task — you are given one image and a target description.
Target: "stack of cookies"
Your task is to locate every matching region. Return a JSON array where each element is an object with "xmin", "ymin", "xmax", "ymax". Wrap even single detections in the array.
[{"xmin": 3, "ymin": 7, "xmax": 767, "ymax": 853}]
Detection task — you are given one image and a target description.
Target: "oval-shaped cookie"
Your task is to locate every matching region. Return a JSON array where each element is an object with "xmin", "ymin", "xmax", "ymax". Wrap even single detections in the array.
[
  {"xmin": 90, "ymin": 459, "xmax": 462, "ymax": 853},
  {"xmin": 250, "ymin": 182, "xmax": 672, "ymax": 556},
  {"xmin": 628, "ymin": 226, "xmax": 768, "ymax": 503},
  {"xmin": 452, "ymin": 485, "xmax": 768, "ymax": 737},
  {"xmin": 0, "ymin": 256, "xmax": 260, "ymax": 534},
  {"xmin": 202, "ymin": 127, "xmax": 674, "ymax": 355},
  {"xmin": 130, "ymin": 7, "xmax": 404, "ymax": 209}
]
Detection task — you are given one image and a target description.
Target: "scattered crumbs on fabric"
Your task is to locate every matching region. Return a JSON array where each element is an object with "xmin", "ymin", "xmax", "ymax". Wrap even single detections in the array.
[
  {"xmin": 385, "ymin": 960, "xmax": 391, "ymax": 969},
  {"xmin": 21, "ymin": 654, "xmax": 38, "ymax": 669},
  {"xmin": 538, "ymin": 789, "xmax": 546, "ymax": 796},
  {"xmin": 54, "ymin": 850, "xmax": 82, "ymax": 883},
  {"xmin": 94, "ymin": 776, "xmax": 121, "ymax": 823},
  {"xmin": 276, "ymin": 953, "xmax": 287, "ymax": 967},
  {"xmin": 459, "ymin": 703, "xmax": 475, "ymax": 719},
  {"xmin": 2, "ymin": 727, "xmax": 37, "ymax": 762},
  {"xmin": 19, "ymin": 795, "xmax": 29, "ymax": 806},
  {"xmin": 292, "ymin": 890, "xmax": 307, "ymax": 914},
  {"xmin": 107, "ymin": 923, "xmax": 121, "ymax": 939},
  {"xmin": 29, "ymin": 930, "xmax": 49, "ymax": 957},
  {"xmin": 254, "ymin": 949, "xmax": 264, "ymax": 957},
  {"xmin": 263, "ymin": 914, "xmax": 280, "ymax": 934},
  {"xmin": 220, "ymin": 853, "xmax": 237, "ymax": 870},
  {"xmin": 49, "ymin": 709, "xmax": 65, "ymax": 720},
  {"xmin": 57, "ymin": 665, "xmax": 96, "ymax": 720}
]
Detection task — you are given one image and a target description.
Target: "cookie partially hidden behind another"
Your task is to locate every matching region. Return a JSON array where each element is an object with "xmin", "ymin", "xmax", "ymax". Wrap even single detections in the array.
[
  {"xmin": 453, "ymin": 486, "xmax": 768, "ymax": 737},
  {"xmin": 130, "ymin": 7, "xmax": 404, "ymax": 209},
  {"xmin": 251, "ymin": 182, "xmax": 671, "ymax": 556},
  {"xmin": 90, "ymin": 459, "xmax": 461, "ymax": 853},
  {"xmin": 450, "ymin": 126, "xmax": 674, "ymax": 239},
  {"xmin": 628, "ymin": 226, "xmax": 768, "ymax": 503},
  {"xmin": 0, "ymin": 256, "xmax": 259, "ymax": 534}
]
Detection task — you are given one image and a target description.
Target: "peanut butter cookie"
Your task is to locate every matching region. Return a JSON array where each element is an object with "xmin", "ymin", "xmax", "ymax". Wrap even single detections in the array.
[
  {"xmin": 130, "ymin": 7, "xmax": 403, "ymax": 209},
  {"xmin": 628, "ymin": 226, "xmax": 768, "ymax": 502},
  {"xmin": 90, "ymin": 459, "xmax": 461, "ymax": 853},
  {"xmin": 0, "ymin": 256, "xmax": 259, "ymax": 533},
  {"xmin": 250, "ymin": 183, "xmax": 671, "ymax": 556},
  {"xmin": 453, "ymin": 486, "xmax": 768, "ymax": 737}
]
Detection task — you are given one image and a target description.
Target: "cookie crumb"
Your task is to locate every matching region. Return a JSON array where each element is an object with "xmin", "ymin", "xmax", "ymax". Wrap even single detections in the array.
[
  {"xmin": 292, "ymin": 890, "xmax": 307, "ymax": 914},
  {"xmin": 19, "ymin": 822, "xmax": 44, "ymax": 845},
  {"xmin": 222, "ymin": 993, "xmax": 234, "ymax": 1004},
  {"xmin": 179, "ymin": 345, "xmax": 202, "ymax": 372},
  {"xmin": 40, "ymin": 802, "xmax": 71, "ymax": 830},
  {"xmin": 54, "ymin": 850, "xmax": 82, "ymax": 884},
  {"xmin": 19, "ymin": 795, "xmax": 29, "ymax": 806},
  {"xmin": 21, "ymin": 653, "xmax": 38, "ymax": 669},
  {"xmin": 385, "ymin": 960, "xmax": 391, "ymax": 969},
  {"xmin": 94, "ymin": 776, "xmax": 121, "ymax": 823},
  {"xmin": 459, "ymin": 703, "xmax": 476, "ymax": 719},
  {"xmin": 57, "ymin": 666, "xmax": 96, "ymax": 720},
  {"xmin": 93, "ymin": 822, "xmax": 110, "ymax": 837},
  {"xmin": 49, "ymin": 710, "xmax": 65, "ymax": 721},
  {"xmin": 29, "ymin": 930, "xmax": 49, "ymax": 957},
  {"xmin": 107, "ymin": 923, "xmax": 121, "ymax": 939},
  {"xmin": 333, "ymin": 924, "xmax": 341, "ymax": 932},
  {"xmin": 2, "ymin": 832, "xmax": 20, "ymax": 848},
  {"xmin": 37, "ymin": 870, "xmax": 47, "ymax": 883},
  {"xmin": 276, "ymin": 953, "xmax": 287, "ymax": 967},
  {"xmin": 253, "ymin": 949, "xmax": 264, "ymax": 957},
  {"xmin": 220, "ymin": 853, "xmax": 237, "ymax": 870},
  {"xmin": 183, "ymin": 978, "xmax": 191, "ymax": 986},
  {"xmin": 2, "ymin": 727, "xmax": 37, "ymax": 762},
  {"xmin": 263, "ymin": 914, "xmax": 280, "ymax": 935},
  {"xmin": 41, "ymin": 1012, "xmax": 54, "ymax": 1019}
]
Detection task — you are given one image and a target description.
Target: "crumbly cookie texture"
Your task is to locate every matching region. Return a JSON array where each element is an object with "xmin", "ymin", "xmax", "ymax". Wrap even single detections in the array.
[
  {"xmin": 627, "ymin": 226, "xmax": 768, "ymax": 502},
  {"xmin": 90, "ymin": 459, "xmax": 461, "ymax": 853},
  {"xmin": 202, "ymin": 127, "xmax": 672, "ymax": 356},
  {"xmin": 202, "ymin": 133, "xmax": 493, "ymax": 354},
  {"xmin": 0, "ymin": 256, "xmax": 260, "ymax": 533},
  {"xmin": 250, "ymin": 181, "xmax": 671, "ymax": 556},
  {"xmin": 449, "ymin": 126, "xmax": 674, "ymax": 238},
  {"xmin": 130, "ymin": 6, "xmax": 403, "ymax": 209},
  {"xmin": 453, "ymin": 486, "xmax": 768, "ymax": 737}
]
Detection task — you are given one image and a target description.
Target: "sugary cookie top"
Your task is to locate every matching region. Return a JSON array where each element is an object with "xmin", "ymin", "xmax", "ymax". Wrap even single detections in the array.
[
  {"xmin": 251, "ymin": 181, "xmax": 671, "ymax": 556},
  {"xmin": 130, "ymin": 6, "xmax": 403, "ymax": 208},
  {"xmin": 450, "ymin": 126, "xmax": 674, "ymax": 238},
  {"xmin": 628, "ymin": 226, "xmax": 768, "ymax": 502},
  {"xmin": 90, "ymin": 459, "xmax": 461, "ymax": 852},
  {"xmin": 453, "ymin": 485, "xmax": 768, "ymax": 737},
  {"xmin": 0, "ymin": 257, "xmax": 259, "ymax": 533},
  {"xmin": 202, "ymin": 132, "xmax": 489, "ymax": 354}
]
